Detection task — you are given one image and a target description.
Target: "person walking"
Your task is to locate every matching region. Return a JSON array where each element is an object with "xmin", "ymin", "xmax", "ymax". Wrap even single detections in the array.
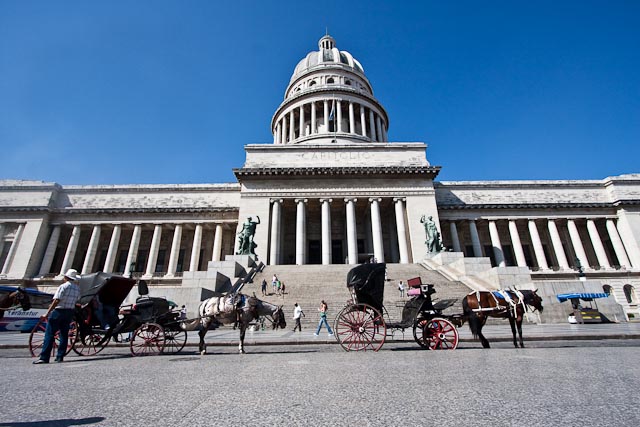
[
  {"xmin": 272, "ymin": 274, "xmax": 278, "ymax": 295},
  {"xmin": 398, "ymin": 280, "xmax": 405, "ymax": 298},
  {"xmin": 261, "ymin": 279, "xmax": 267, "ymax": 296},
  {"xmin": 33, "ymin": 269, "xmax": 81, "ymax": 364},
  {"xmin": 314, "ymin": 300, "xmax": 333, "ymax": 337},
  {"xmin": 292, "ymin": 303, "xmax": 305, "ymax": 332}
]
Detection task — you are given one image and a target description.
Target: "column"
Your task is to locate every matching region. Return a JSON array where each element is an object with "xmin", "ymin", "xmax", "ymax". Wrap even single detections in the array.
[
  {"xmin": 547, "ymin": 219, "xmax": 570, "ymax": 269},
  {"xmin": 212, "ymin": 224, "xmax": 223, "ymax": 262},
  {"xmin": 0, "ymin": 224, "xmax": 5, "ymax": 261},
  {"xmin": 345, "ymin": 198, "xmax": 358, "ymax": 264},
  {"xmin": 295, "ymin": 199, "xmax": 307, "ymax": 265},
  {"xmin": 323, "ymin": 100, "xmax": 329, "ymax": 132},
  {"xmin": 449, "ymin": 221, "xmax": 461, "ymax": 253},
  {"xmin": 382, "ymin": 121, "xmax": 388, "ymax": 142},
  {"xmin": 1, "ymin": 224, "xmax": 24, "ymax": 275},
  {"xmin": 281, "ymin": 115, "xmax": 287, "ymax": 144},
  {"xmin": 123, "ymin": 224, "xmax": 142, "ymax": 278},
  {"xmin": 188, "ymin": 224, "xmax": 203, "ymax": 272},
  {"xmin": 605, "ymin": 219, "xmax": 631, "ymax": 268},
  {"xmin": 321, "ymin": 199, "xmax": 332, "ymax": 265},
  {"xmin": 103, "ymin": 225, "xmax": 121, "ymax": 273},
  {"xmin": 311, "ymin": 102, "xmax": 317, "ymax": 134},
  {"xmin": 369, "ymin": 198, "xmax": 385, "ymax": 262},
  {"xmin": 488, "ymin": 220, "xmax": 505, "ymax": 267},
  {"xmin": 376, "ymin": 116, "xmax": 383, "ymax": 143},
  {"xmin": 508, "ymin": 220, "xmax": 527, "ymax": 267},
  {"xmin": 38, "ymin": 225, "xmax": 61, "ymax": 276},
  {"xmin": 336, "ymin": 100, "xmax": 343, "ymax": 132},
  {"xmin": 275, "ymin": 122, "xmax": 281, "ymax": 144},
  {"xmin": 394, "ymin": 198, "xmax": 409, "ymax": 264},
  {"xmin": 469, "ymin": 220, "xmax": 483, "ymax": 257},
  {"xmin": 166, "ymin": 225, "xmax": 183, "ymax": 277},
  {"xmin": 527, "ymin": 220, "xmax": 549, "ymax": 270},
  {"xmin": 289, "ymin": 110, "xmax": 295, "ymax": 141},
  {"xmin": 369, "ymin": 110, "xmax": 377, "ymax": 141},
  {"xmin": 269, "ymin": 200, "xmax": 282, "ymax": 265},
  {"xmin": 299, "ymin": 105, "xmax": 305, "ymax": 138},
  {"xmin": 81, "ymin": 224, "xmax": 102, "ymax": 274},
  {"xmin": 567, "ymin": 219, "xmax": 589, "ymax": 270},
  {"xmin": 348, "ymin": 102, "xmax": 355, "ymax": 134},
  {"xmin": 59, "ymin": 225, "xmax": 81, "ymax": 276},
  {"xmin": 360, "ymin": 104, "xmax": 367, "ymax": 137},
  {"xmin": 586, "ymin": 219, "xmax": 611, "ymax": 269},
  {"xmin": 145, "ymin": 224, "xmax": 163, "ymax": 277}
]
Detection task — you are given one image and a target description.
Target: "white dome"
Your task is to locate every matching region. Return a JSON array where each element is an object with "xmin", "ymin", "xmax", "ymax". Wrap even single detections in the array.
[{"xmin": 290, "ymin": 35, "xmax": 365, "ymax": 82}]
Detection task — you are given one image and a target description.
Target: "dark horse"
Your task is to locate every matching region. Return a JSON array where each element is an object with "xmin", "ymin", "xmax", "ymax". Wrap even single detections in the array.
[
  {"xmin": 182, "ymin": 293, "xmax": 286, "ymax": 354},
  {"xmin": 462, "ymin": 289, "xmax": 544, "ymax": 348},
  {"xmin": 0, "ymin": 287, "xmax": 32, "ymax": 321}
]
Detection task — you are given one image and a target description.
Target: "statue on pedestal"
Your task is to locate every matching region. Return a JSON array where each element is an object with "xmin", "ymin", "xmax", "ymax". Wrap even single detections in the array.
[
  {"xmin": 420, "ymin": 215, "xmax": 442, "ymax": 253},
  {"xmin": 236, "ymin": 216, "xmax": 260, "ymax": 255}
]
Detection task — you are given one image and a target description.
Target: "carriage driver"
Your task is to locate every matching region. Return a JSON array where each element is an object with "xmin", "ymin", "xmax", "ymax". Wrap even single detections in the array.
[{"xmin": 33, "ymin": 269, "xmax": 81, "ymax": 364}]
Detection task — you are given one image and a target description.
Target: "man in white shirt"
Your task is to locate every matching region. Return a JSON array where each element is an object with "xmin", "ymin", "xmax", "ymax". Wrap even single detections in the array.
[{"xmin": 292, "ymin": 303, "xmax": 304, "ymax": 332}]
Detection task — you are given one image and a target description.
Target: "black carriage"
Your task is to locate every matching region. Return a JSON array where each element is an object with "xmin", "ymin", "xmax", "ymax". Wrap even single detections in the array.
[
  {"xmin": 333, "ymin": 263, "xmax": 460, "ymax": 352},
  {"xmin": 29, "ymin": 273, "xmax": 187, "ymax": 357}
]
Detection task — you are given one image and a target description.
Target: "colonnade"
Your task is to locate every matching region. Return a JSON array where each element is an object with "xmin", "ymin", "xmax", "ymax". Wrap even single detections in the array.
[
  {"xmin": 273, "ymin": 99, "xmax": 387, "ymax": 144},
  {"xmin": 443, "ymin": 217, "xmax": 636, "ymax": 270},
  {"xmin": 37, "ymin": 222, "xmax": 230, "ymax": 278},
  {"xmin": 268, "ymin": 197, "xmax": 410, "ymax": 265}
]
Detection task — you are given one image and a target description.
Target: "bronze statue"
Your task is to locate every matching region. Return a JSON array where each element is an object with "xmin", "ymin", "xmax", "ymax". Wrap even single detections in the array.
[
  {"xmin": 420, "ymin": 215, "xmax": 442, "ymax": 253},
  {"xmin": 236, "ymin": 216, "xmax": 260, "ymax": 255}
]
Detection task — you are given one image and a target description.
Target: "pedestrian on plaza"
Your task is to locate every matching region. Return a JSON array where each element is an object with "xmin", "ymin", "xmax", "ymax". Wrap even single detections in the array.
[
  {"xmin": 272, "ymin": 274, "xmax": 278, "ymax": 295},
  {"xmin": 276, "ymin": 280, "xmax": 282, "ymax": 295},
  {"xmin": 33, "ymin": 269, "xmax": 81, "ymax": 364},
  {"xmin": 281, "ymin": 282, "xmax": 286, "ymax": 295},
  {"xmin": 261, "ymin": 279, "xmax": 267, "ymax": 296},
  {"xmin": 314, "ymin": 300, "xmax": 333, "ymax": 337},
  {"xmin": 292, "ymin": 303, "xmax": 305, "ymax": 332},
  {"xmin": 398, "ymin": 281, "xmax": 405, "ymax": 298},
  {"xmin": 179, "ymin": 305, "xmax": 187, "ymax": 320}
]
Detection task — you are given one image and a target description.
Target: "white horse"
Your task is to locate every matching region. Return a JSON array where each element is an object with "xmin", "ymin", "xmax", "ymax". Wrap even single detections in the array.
[{"xmin": 182, "ymin": 293, "xmax": 286, "ymax": 354}]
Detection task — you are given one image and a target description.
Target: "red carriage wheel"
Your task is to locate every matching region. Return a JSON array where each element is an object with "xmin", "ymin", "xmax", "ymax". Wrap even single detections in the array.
[
  {"xmin": 420, "ymin": 318, "xmax": 459, "ymax": 350},
  {"xmin": 130, "ymin": 323, "xmax": 165, "ymax": 356},
  {"xmin": 413, "ymin": 318, "xmax": 430, "ymax": 349},
  {"xmin": 72, "ymin": 332, "xmax": 109, "ymax": 356},
  {"xmin": 334, "ymin": 303, "xmax": 386, "ymax": 352},
  {"xmin": 29, "ymin": 319, "xmax": 77, "ymax": 357},
  {"xmin": 162, "ymin": 329, "xmax": 187, "ymax": 354}
]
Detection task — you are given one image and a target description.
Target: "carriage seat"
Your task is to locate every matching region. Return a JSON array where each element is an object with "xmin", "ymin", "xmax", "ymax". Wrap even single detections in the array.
[{"xmin": 134, "ymin": 296, "xmax": 171, "ymax": 322}]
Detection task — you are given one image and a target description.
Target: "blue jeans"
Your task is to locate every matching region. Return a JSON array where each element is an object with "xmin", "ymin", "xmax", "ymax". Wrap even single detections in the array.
[
  {"xmin": 40, "ymin": 309, "xmax": 74, "ymax": 361},
  {"xmin": 316, "ymin": 316, "xmax": 333, "ymax": 335}
]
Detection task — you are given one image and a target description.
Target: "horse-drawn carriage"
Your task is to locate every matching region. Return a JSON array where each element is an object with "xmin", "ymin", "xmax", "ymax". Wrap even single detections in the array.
[
  {"xmin": 29, "ymin": 273, "xmax": 187, "ymax": 358},
  {"xmin": 333, "ymin": 263, "xmax": 460, "ymax": 352}
]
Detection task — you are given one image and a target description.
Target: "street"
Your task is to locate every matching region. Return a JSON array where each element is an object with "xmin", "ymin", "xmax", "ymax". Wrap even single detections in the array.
[{"xmin": 1, "ymin": 340, "xmax": 639, "ymax": 427}]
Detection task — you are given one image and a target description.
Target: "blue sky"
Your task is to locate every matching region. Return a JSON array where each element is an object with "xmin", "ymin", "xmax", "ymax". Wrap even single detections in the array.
[{"xmin": 1, "ymin": 1, "xmax": 638, "ymax": 185}]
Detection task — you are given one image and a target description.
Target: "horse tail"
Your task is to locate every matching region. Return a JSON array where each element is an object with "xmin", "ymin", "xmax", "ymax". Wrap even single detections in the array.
[{"xmin": 462, "ymin": 296, "xmax": 481, "ymax": 339}]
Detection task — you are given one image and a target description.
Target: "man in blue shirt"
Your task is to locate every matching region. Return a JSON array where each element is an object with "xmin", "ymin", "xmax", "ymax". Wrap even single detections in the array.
[{"xmin": 33, "ymin": 269, "xmax": 81, "ymax": 364}]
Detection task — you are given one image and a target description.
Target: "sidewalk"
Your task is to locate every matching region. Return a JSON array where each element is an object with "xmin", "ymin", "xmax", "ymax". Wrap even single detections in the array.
[{"xmin": 2, "ymin": 322, "xmax": 639, "ymax": 348}]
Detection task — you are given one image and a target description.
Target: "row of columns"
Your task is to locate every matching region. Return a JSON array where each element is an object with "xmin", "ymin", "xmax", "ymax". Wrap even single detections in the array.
[
  {"xmin": 274, "ymin": 100, "xmax": 387, "ymax": 144},
  {"xmin": 446, "ymin": 218, "xmax": 633, "ymax": 270},
  {"xmin": 269, "ymin": 197, "xmax": 410, "ymax": 265},
  {"xmin": 38, "ymin": 223, "xmax": 227, "ymax": 278}
]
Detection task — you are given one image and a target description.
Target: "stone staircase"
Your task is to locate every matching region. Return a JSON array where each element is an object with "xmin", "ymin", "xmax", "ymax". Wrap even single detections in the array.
[{"xmin": 242, "ymin": 263, "xmax": 472, "ymax": 331}]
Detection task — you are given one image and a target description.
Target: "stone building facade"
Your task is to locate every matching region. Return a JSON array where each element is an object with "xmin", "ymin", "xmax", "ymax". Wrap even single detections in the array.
[{"xmin": 1, "ymin": 35, "xmax": 639, "ymax": 321}]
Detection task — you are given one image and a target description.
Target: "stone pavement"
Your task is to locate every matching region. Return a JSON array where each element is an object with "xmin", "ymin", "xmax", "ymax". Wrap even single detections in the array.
[{"xmin": 2, "ymin": 322, "xmax": 639, "ymax": 349}]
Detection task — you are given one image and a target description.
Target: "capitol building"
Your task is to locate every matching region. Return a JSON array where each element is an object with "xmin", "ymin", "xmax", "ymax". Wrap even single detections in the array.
[{"xmin": 1, "ymin": 35, "xmax": 639, "ymax": 322}]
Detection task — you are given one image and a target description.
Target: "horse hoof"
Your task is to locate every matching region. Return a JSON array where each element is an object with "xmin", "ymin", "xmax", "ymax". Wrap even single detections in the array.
[{"xmin": 200, "ymin": 350, "xmax": 206, "ymax": 356}]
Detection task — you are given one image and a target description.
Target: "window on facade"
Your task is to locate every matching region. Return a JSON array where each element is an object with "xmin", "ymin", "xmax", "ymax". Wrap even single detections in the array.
[
  {"xmin": 327, "ymin": 77, "xmax": 335, "ymax": 84},
  {"xmin": 345, "ymin": 79, "xmax": 351, "ymax": 86},
  {"xmin": 176, "ymin": 249, "xmax": 186, "ymax": 273},
  {"xmin": 623, "ymin": 284, "xmax": 637, "ymax": 304},
  {"xmin": 155, "ymin": 250, "xmax": 166, "ymax": 273},
  {"xmin": 309, "ymin": 80, "xmax": 316, "ymax": 87},
  {"xmin": 603, "ymin": 284, "xmax": 613, "ymax": 295}
]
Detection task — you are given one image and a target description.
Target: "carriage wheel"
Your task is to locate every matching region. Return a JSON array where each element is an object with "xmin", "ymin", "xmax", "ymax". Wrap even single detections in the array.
[
  {"xmin": 29, "ymin": 319, "xmax": 77, "ymax": 357},
  {"xmin": 414, "ymin": 318, "xmax": 458, "ymax": 350},
  {"xmin": 334, "ymin": 303, "xmax": 386, "ymax": 352},
  {"xmin": 130, "ymin": 323, "xmax": 165, "ymax": 356},
  {"xmin": 162, "ymin": 329, "xmax": 187, "ymax": 354},
  {"xmin": 72, "ymin": 332, "xmax": 110, "ymax": 356}
]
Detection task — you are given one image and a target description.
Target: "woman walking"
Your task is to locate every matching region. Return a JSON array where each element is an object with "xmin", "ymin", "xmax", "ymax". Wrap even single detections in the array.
[{"xmin": 314, "ymin": 300, "xmax": 333, "ymax": 337}]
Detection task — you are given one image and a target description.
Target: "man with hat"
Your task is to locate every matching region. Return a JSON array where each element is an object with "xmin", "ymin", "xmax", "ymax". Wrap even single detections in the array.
[{"xmin": 33, "ymin": 268, "xmax": 81, "ymax": 364}]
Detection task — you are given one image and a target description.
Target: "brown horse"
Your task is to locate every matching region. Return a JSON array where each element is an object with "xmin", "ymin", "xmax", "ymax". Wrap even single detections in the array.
[
  {"xmin": 462, "ymin": 289, "xmax": 543, "ymax": 348},
  {"xmin": 181, "ymin": 293, "xmax": 286, "ymax": 354},
  {"xmin": 0, "ymin": 288, "xmax": 32, "ymax": 321}
]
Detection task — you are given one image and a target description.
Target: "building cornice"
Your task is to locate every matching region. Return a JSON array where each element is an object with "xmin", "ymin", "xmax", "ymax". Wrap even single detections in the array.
[
  {"xmin": 437, "ymin": 200, "xmax": 640, "ymax": 210},
  {"xmin": 233, "ymin": 166, "xmax": 441, "ymax": 179}
]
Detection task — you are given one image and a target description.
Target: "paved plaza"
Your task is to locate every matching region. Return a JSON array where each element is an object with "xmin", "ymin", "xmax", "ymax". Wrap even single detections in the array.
[{"xmin": 1, "ymin": 323, "xmax": 639, "ymax": 426}]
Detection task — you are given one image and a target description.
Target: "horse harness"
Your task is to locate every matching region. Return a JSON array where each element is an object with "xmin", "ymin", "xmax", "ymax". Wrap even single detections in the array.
[{"xmin": 470, "ymin": 289, "xmax": 526, "ymax": 317}]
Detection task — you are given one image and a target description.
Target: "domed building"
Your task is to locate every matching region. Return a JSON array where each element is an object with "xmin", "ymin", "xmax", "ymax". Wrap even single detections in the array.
[{"xmin": 1, "ymin": 35, "xmax": 639, "ymax": 322}]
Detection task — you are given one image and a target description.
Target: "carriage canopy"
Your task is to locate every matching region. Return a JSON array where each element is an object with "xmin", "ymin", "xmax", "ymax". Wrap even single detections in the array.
[
  {"xmin": 346, "ymin": 263, "xmax": 386, "ymax": 314},
  {"xmin": 76, "ymin": 272, "xmax": 136, "ymax": 307},
  {"xmin": 556, "ymin": 293, "xmax": 609, "ymax": 303}
]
